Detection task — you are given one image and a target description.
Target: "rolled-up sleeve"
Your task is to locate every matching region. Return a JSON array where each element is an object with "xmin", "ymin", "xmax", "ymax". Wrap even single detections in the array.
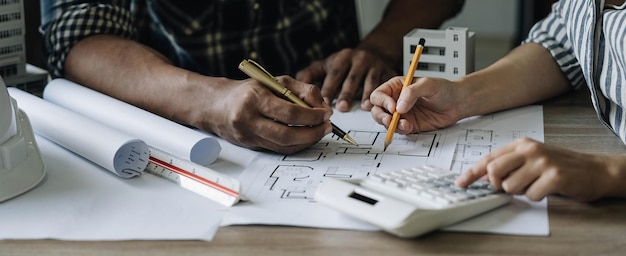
[
  {"xmin": 40, "ymin": 0, "xmax": 135, "ymax": 78},
  {"xmin": 523, "ymin": 2, "xmax": 586, "ymax": 90}
]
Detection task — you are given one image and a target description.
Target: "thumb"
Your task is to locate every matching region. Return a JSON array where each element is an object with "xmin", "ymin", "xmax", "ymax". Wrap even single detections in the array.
[{"xmin": 396, "ymin": 78, "xmax": 439, "ymax": 113}]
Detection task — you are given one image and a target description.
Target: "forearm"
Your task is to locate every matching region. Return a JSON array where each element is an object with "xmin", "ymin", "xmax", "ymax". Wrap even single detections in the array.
[
  {"xmin": 357, "ymin": 0, "xmax": 462, "ymax": 65},
  {"xmin": 602, "ymin": 154, "xmax": 626, "ymax": 198},
  {"xmin": 64, "ymin": 35, "xmax": 221, "ymax": 128},
  {"xmin": 455, "ymin": 43, "xmax": 572, "ymax": 118}
]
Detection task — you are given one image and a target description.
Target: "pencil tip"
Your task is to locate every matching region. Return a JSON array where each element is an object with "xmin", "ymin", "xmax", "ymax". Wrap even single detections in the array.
[{"xmin": 383, "ymin": 142, "xmax": 389, "ymax": 152}]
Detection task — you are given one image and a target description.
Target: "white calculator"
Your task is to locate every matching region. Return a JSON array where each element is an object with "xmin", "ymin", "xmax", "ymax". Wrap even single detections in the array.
[{"xmin": 315, "ymin": 165, "xmax": 512, "ymax": 238}]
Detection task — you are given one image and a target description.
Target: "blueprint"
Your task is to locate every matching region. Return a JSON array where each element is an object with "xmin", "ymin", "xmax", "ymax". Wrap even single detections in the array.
[
  {"xmin": 450, "ymin": 106, "xmax": 543, "ymax": 173},
  {"xmin": 221, "ymin": 108, "xmax": 459, "ymax": 230},
  {"xmin": 221, "ymin": 105, "xmax": 549, "ymax": 236},
  {"xmin": 444, "ymin": 105, "xmax": 549, "ymax": 235}
]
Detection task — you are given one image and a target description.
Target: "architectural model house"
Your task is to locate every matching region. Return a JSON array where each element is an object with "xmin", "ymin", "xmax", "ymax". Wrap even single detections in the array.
[
  {"xmin": 404, "ymin": 27, "xmax": 475, "ymax": 80},
  {"xmin": 0, "ymin": 0, "xmax": 26, "ymax": 80}
]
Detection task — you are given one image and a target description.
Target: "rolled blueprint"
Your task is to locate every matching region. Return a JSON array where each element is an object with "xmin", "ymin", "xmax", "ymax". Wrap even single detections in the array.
[
  {"xmin": 43, "ymin": 79, "xmax": 221, "ymax": 166},
  {"xmin": 8, "ymin": 88, "xmax": 149, "ymax": 178}
]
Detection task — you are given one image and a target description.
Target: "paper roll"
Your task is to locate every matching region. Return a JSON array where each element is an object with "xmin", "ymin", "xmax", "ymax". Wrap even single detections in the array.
[
  {"xmin": 8, "ymin": 88, "xmax": 149, "ymax": 178},
  {"xmin": 43, "ymin": 79, "xmax": 221, "ymax": 166}
]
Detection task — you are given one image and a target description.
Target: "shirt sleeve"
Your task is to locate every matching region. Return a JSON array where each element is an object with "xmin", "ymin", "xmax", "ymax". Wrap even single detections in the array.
[
  {"xmin": 40, "ymin": 1, "xmax": 135, "ymax": 78},
  {"xmin": 523, "ymin": 2, "xmax": 586, "ymax": 90}
]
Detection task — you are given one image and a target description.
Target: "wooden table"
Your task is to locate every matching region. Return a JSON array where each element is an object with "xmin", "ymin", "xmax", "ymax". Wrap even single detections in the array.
[{"xmin": 3, "ymin": 89, "xmax": 626, "ymax": 255}]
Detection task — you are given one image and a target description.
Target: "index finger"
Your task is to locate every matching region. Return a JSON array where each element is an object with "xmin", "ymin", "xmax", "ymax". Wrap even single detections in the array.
[
  {"xmin": 455, "ymin": 167, "xmax": 487, "ymax": 188},
  {"xmin": 369, "ymin": 76, "xmax": 405, "ymax": 114},
  {"xmin": 296, "ymin": 61, "xmax": 324, "ymax": 84},
  {"xmin": 455, "ymin": 142, "xmax": 518, "ymax": 187},
  {"xmin": 278, "ymin": 76, "xmax": 330, "ymax": 109},
  {"xmin": 335, "ymin": 67, "xmax": 366, "ymax": 112}
]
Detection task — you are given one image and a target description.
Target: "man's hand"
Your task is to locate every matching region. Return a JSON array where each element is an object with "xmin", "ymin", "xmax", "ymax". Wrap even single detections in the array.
[
  {"xmin": 194, "ymin": 76, "xmax": 333, "ymax": 155},
  {"xmin": 296, "ymin": 48, "xmax": 397, "ymax": 112}
]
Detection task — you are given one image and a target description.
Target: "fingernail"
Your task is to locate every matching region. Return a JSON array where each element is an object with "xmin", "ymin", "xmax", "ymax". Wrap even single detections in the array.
[
  {"xmin": 386, "ymin": 103, "xmax": 394, "ymax": 112},
  {"xmin": 337, "ymin": 100, "xmax": 349, "ymax": 111},
  {"xmin": 324, "ymin": 111, "xmax": 332, "ymax": 120},
  {"xmin": 455, "ymin": 175, "xmax": 466, "ymax": 186},
  {"xmin": 396, "ymin": 100, "xmax": 407, "ymax": 112},
  {"xmin": 398, "ymin": 121, "xmax": 405, "ymax": 131}
]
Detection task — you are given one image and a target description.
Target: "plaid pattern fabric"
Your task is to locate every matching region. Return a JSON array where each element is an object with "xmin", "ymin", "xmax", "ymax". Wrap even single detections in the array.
[
  {"xmin": 40, "ymin": 0, "xmax": 360, "ymax": 79},
  {"xmin": 525, "ymin": 0, "xmax": 626, "ymax": 144}
]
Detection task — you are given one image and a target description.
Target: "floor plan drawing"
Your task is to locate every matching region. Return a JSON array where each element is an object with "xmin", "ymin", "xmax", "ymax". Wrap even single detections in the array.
[
  {"xmin": 221, "ymin": 108, "xmax": 458, "ymax": 229},
  {"xmin": 450, "ymin": 106, "xmax": 543, "ymax": 173},
  {"xmin": 244, "ymin": 128, "xmax": 454, "ymax": 204},
  {"xmin": 452, "ymin": 129, "xmax": 539, "ymax": 172},
  {"xmin": 221, "ymin": 105, "xmax": 547, "ymax": 235}
]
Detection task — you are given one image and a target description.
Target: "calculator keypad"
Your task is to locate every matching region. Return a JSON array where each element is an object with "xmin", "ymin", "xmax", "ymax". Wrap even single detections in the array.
[{"xmin": 362, "ymin": 166, "xmax": 499, "ymax": 207}]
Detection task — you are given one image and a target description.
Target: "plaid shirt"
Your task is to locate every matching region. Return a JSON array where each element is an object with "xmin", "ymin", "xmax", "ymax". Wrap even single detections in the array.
[
  {"xmin": 40, "ymin": 0, "xmax": 359, "ymax": 79},
  {"xmin": 525, "ymin": 0, "xmax": 626, "ymax": 143}
]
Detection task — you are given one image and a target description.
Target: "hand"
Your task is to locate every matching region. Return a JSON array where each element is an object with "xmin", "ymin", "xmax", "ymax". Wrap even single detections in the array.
[
  {"xmin": 369, "ymin": 76, "xmax": 464, "ymax": 134},
  {"xmin": 455, "ymin": 138, "xmax": 614, "ymax": 202},
  {"xmin": 194, "ymin": 76, "xmax": 333, "ymax": 155},
  {"xmin": 296, "ymin": 48, "xmax": 397, "ymax": 112}
]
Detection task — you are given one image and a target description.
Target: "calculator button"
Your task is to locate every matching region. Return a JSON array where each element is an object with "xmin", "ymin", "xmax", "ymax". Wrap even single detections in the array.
[
  {"xmin": 316, "ymin": 165, "xmax": 513, "ymax": 238},
  {"xmin": 361, "ymin": 166, "xmax": 506, "ymax": 208}
]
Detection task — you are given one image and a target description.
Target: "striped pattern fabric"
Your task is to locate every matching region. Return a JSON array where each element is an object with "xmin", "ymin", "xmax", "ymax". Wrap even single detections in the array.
[
  {"xmin": 526, "ymin": 0, "xmax": 626, "ymax": 144},
  {"xmin": 40, "ymin": 0, "xmax": 360, "ymax": 79}
]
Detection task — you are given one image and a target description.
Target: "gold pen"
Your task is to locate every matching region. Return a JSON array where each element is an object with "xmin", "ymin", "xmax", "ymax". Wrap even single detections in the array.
[{"xmin": 238, "ymin": 59, "xmax": 358, "ymax": 146}]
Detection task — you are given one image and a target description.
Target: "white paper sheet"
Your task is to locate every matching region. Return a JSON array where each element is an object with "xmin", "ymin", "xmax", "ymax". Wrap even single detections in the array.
[
  {"xmin": 221, "ymin": 108, "xmax": 460, "ymax": 230},
  {"xmin": 221, "ymin": 105, "xmax": 549, "ymax": 236},
  {"xmin": 444, "ymin": 105, "xmax": 549, "ymax": 236},
  {"xmin": 43, "ymin": 79, "xmax": 221, "ymax": 166},
  {"xmin": 0, "ymin": 101, "xmax": 548, "ymax": 240},
  {"xmin": 8, "ymin": 88, "xmax": 149, "ymax": 178},
  {"xmin": 0, "ymin": 135, "xmax": 224, "ymax": 241}
]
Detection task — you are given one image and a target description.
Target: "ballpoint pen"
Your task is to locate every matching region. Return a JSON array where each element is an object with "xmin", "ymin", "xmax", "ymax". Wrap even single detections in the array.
[
  {"xmin": 384, "ymin": 38, "xmax": 425, "ymax": 152},
  {"xmin": 238, "ymin": 59, "xmax": 358, "ymax": 146}
]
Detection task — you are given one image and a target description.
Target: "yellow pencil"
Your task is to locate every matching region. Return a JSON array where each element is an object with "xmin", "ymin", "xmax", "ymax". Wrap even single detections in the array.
[{"xmin": 384, "ymin": 38, "xmax": 425, "ymax": 151}]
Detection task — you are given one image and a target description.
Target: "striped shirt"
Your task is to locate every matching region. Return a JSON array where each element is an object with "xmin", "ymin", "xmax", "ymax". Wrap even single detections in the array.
[
  {"xmin": 525, "ymin": 0, "xmax": 626, "ymax": 144},
  {"xmin": 40, "ymin": 0, "xmax": 360, "ymax": 79}
]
